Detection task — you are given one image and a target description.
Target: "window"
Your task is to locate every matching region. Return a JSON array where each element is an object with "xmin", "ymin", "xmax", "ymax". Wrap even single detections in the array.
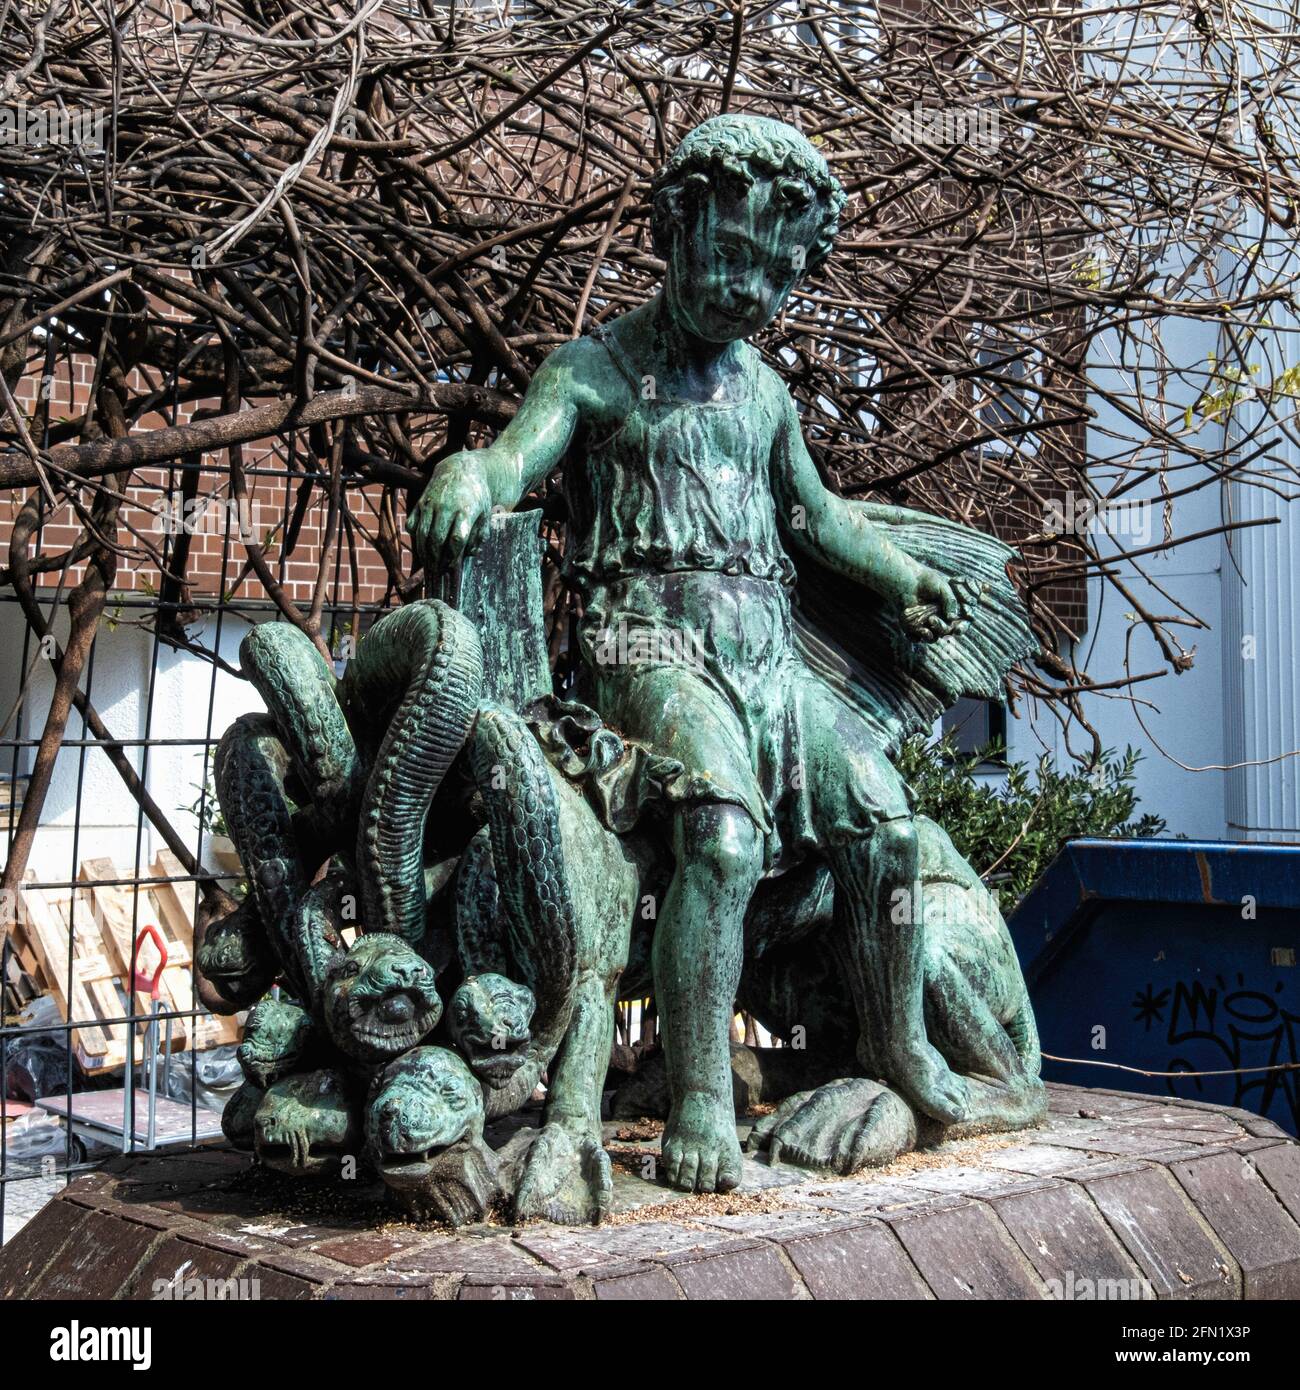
[
  {"xmin": 942, "ymin": 696, "xmax": 1007, "ymax": 762},
  {"xmin": 974, "ymin": 331, "xmax": 1038, "ymax": 458}
]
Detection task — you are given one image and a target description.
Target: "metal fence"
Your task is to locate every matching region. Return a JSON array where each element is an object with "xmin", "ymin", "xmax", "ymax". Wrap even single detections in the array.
[{"xmin": 0, "ymin": 391, "xmax": 376, "ymax": 1243}]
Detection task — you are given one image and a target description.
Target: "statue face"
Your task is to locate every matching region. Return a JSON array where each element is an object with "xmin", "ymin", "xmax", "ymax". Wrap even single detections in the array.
[
  {"xmin": 195, "ymin": 898, "xmax": 277, "ymax": 1006},
  {"xmin": 665, "ymin": 175, "xmax": 823, "ymax": 344},
  {"xmin": 254, "ymin": 1068, "xmax": 361, "ymax": 1176},
  {"xmin": 323, "ymin": 934, "xmax": 443, "ymax": 1063},
  {"xmin": 237, "ymin": 996, "xmax": 313, "ymax": 1089},
  {"xmin": 449, "ymin": 973, "xmax": 534, "ymax": 1088},
  {"xmin": 366, "ymin": 1046, "xmax": 485, "ymax": 1185}
]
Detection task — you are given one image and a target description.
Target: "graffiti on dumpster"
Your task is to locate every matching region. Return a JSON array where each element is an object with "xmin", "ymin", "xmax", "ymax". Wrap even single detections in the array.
[{"xmin": 1131, "ymin": 973, "xmax": 1299, "ymax": 1132}]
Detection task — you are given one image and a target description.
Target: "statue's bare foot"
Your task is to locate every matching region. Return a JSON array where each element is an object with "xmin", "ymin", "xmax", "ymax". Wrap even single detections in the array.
[
  {"xmin": 662, "ymin": 1090, "xmax": 742, "ymax": 1194},
  {"xmin": 881, "ymin": 1038, "xmax": 969, "ymax": 1126},
  {"xmin": 746, "ymin": 1078, "xmax": 917, "ymax": 1174},
  {"xmin": 512, "ymin": 1122, "xmax": 612, "ymax": 1226}
]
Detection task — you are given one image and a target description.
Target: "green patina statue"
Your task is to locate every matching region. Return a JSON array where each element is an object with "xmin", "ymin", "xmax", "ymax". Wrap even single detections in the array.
[{"xmin": 197, "ymin": 113, "xmax": 1045, "ymax": 1226}]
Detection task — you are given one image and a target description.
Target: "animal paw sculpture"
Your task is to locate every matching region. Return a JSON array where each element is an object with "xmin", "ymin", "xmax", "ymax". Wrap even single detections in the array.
[
  {"xmin": 747, "ymin": 1079, "xmax": 918, "ymax": 1175},
  {"xmin": 512, "ymin": 1122, "xmax": 614, "ymax": 1227}
]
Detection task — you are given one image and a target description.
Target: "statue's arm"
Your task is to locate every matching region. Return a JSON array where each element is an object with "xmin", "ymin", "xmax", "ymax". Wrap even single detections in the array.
[
  {"xmin": 772, "ymin": 386, "xmax": 960, "ymax": 631},
  {"xmin": 407, "ymin": 345, "xmax": 583, "ymax": 574}
]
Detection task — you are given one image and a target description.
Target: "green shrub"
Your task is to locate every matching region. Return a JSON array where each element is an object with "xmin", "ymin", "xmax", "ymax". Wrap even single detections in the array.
[
  {"xmin": 896, "ymin": 733, "xmax": 1167, "ymax": 912},
  {"xmin": 186, "ymin": 776, "xmax": 228, "ymax": 839}
]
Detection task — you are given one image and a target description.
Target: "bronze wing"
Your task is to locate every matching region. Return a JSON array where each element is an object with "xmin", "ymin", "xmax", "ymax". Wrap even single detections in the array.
[{"xmin": 790, "ymin": 501, "xmax": 1038, "ymax": 756}]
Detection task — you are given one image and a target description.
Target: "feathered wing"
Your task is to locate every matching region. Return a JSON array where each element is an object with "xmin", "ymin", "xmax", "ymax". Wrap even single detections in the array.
[{"xmin": 790, "ymin": 501, "xmax": 1038, "ymax": 756}]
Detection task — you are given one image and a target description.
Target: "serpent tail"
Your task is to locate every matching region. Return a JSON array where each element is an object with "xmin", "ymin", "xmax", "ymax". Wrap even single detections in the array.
[
  {"xmin": 343, "ymin": 600, "xmax": 483, "ymax": 941},
  {"xmin": 213, "ymin": 713, "xmax": 310, "ymax": 998},
  {"xmin": 454, "ymin": 826, "xmax": 510, "ymax": 979},
  {"xmin": 290, "ymin": 869, "xmax": 353, "ymax": 1010},
  {"xmin": 239, "ymin": 622, "xmax": 363, "ymax": 841}
]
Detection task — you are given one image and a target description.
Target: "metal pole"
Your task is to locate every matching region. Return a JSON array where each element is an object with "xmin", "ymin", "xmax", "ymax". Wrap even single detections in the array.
[{"xmin": 146, "ymin": 1000, "xmax": 159, "ymax": 1151}]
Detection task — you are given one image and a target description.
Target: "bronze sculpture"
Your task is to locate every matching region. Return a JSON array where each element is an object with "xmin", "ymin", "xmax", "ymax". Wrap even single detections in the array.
[{"xmin": 197, "ymin": 114, "xmax": 1045, "ymax": 1225}]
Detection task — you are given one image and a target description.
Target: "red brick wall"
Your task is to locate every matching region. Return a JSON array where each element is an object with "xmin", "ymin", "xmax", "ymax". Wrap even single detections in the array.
[
  {"xmin": 6, "ymin": 362, "xmax": 401, "ymax": 611},
  {"xmin": 5, "ymin": 351, "xmax": 1088, "ymax": 635}
]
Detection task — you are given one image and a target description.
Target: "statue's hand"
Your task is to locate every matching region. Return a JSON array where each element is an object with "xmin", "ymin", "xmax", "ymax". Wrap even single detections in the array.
[
  {"xmin": 406, "ymin": 452, "xmax": 493, "ymax": 575},
  {"xmin": 901, "ymin": 568, "xmax": 964, "ymax": 643}
]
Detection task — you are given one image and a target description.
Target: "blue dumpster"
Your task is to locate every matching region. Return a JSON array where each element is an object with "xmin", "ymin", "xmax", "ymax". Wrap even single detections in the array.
[{"xmin": 1007, "ymin": 839, "xmax": 1300, "ymax": 1135}]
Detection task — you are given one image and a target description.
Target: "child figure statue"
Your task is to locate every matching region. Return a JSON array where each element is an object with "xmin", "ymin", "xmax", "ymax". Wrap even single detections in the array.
[{"xmin": 409, "ymin": 115, "xmax": 1033, "ymax": 1194}]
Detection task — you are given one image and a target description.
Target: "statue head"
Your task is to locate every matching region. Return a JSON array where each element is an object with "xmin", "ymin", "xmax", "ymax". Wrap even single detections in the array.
[
  {"xmin": 323, "ymin": 933, "xmax": 443, "ymax": 1063},
  {"xmin": 195, "ymin": 896, "xmax": 278, "ymax": 1008},
  {"xmin": 651, "ymin": 114, "xmax": 845, "ymax": 345},
  {"xmin": 237, "ymin": 995, "xmax": 314, "ymax": 1089},
  {"xmin": 254, "ymin": 1068, "xmax": 362, "ymax": 1176},
  {"xmin": 448, "ymin": 973, "xmax": 535, "ymax": 1087},
  {"xmin": 366, "ymin": 1046, "xmax": 499, "ymax": 1223},
  {"xmin": 366, "ymin": 1046, "xmax": 485, "ymax": 1176}
]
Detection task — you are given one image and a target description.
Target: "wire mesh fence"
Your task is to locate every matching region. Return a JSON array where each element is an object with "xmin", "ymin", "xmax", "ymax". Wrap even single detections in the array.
[{"xmin": 0, "ymin": 378, "xmax": 379, "ymax": 1242}]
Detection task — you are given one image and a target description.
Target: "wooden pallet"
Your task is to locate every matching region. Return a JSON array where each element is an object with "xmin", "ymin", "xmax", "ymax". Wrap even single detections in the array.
[
  {"xmin": 79, "ymin": 858, "xmax": 189, "ymax": 1056},
  {"xmin": 13, "ymin": 854, "xmax": 241, "ymax": 1073},
  {"xmin": 144, "ymin": 850, "xmax": 240, "ymax": 1052},
  {"xmin": 17, "ymin": 879, "xmax": 132, "ymax": 1071}
]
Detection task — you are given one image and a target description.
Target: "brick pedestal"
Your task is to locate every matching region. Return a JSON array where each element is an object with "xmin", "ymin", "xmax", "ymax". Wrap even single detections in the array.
[{"xmin": 3, "ymin": 1084, "xmax": 1298, "ymax": 1301}]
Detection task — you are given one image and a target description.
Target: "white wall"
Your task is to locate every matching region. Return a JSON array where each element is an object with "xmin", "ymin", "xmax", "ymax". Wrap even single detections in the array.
[
  {"xmin": 998, "ymin": 295, "xmax": 1236, "ymax": 838},
  {"xmin": 999, "ymin": 305, "xmax": 1300, "ymax": 842},
  {"xmin": 0, "ymin": 606, "xmax": 263, "ymax": 886}
]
